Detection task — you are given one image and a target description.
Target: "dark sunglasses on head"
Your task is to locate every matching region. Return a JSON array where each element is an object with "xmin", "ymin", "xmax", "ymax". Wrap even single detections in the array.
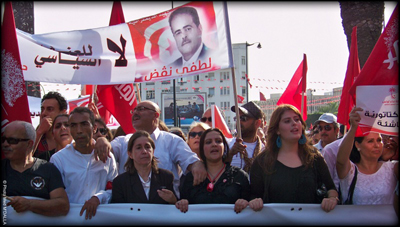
[
  {"xmin": 1, "ymin": 136, "xmax": 30, "ymax": 145},
  {"xmin": 313, "ymin": 130, "xmax": 319, "ymax": 134},
  {"xmin": 96, "ymin": 128, "xmax": 108, "ymax": 135},
  {"xmin": 189, "ymin": 131, "xmax": 203, "ymax": 138},
  {"xmin": 318, "ymin": 125, "xmax": 333, "ymax": 132},
  {"xmin": 130, "ymin": 106, "xmax": 156, "ymax": 114},
  {"xmin": 233, "ymin": 115, "xmax": 249, "ymax": 122},
  {"xmin": 200, "ymin": 117, "xmax": 212, "ymax": 123}
]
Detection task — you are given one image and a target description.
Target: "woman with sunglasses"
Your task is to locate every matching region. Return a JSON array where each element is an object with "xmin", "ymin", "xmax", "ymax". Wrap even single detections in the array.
[
  {"xmin": 336, "ymin": 107, "xmax": 398, "ymax": 205},
  {"xmin": 175, "ymin": 128, "xmax": 251, "ymax": 213},
  {"xmin": 186, "ymin": 122, "xmax": 210, "ymax": 158},
  {"xmin": 248, "ymin": 104, "xmax": 338, "ymax": 213},
  {"xmin": 94, "ymin": 118, "xmax": 113, "ymax": 142}
]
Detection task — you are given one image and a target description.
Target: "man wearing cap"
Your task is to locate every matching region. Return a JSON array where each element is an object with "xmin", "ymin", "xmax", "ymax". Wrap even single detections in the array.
[
  {"xmin": 226, "ymin": 101, "xmax": 265, "ymax": 173},
  {"xmin": 313, "ymin": 113, "xmax": 339, "ymax": 155}
]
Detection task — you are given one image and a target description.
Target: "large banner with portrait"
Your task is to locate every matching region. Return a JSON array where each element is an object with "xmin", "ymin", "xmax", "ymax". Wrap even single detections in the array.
[
  {"xmin": 17, "ymin": 1, "xmax": 233, "ymax": 85},
  {"xmin": 161, "ymin": 92, "xmax": 206, "ymax": 126}
]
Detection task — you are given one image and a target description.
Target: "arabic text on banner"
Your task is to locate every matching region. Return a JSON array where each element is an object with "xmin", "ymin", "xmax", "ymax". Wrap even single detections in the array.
[{"xmin": 17, "ymin": 2, "xmax": 232, "ymax": 85}]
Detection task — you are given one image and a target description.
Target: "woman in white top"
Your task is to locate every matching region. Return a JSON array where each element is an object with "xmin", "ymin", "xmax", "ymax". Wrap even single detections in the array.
[{"xmin": 336, "ymin": 107, "xmax": 398, "ymax": 205}]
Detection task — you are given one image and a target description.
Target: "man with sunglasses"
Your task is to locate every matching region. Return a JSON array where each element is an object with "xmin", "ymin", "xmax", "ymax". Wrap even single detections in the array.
[
  {"xmin": 200, "ymin": 106, "xmax": 225, "ymax": 127},
  {"xmin": 226, "ymin": 101, "xmax": 264, "ymax": 173},
  {"xmin": 2, "ymin": 121, "xmax": 70, "ymax": 217},
  {"xmin": 94, "ymin": 101, "xmax": 207, "ymax": 198},
  {"xmin": 313, "ymin": 113, "xmax": 339, "ymax": 154}
]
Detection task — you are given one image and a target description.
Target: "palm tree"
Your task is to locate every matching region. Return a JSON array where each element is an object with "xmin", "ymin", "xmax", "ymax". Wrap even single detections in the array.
[{"xmin": 339, "ymin": 1, "xmax": 385, "ymax": 68}]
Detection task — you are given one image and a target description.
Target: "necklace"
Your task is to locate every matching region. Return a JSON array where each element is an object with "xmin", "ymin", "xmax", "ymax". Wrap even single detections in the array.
[{"xmin": 206, "ymin": 163, "xmax": 226, "ymax": 192}]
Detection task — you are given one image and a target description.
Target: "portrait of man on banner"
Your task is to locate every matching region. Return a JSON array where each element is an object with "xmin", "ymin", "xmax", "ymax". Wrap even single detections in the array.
[
  {"xmin": 168, "ymin": 6, "xmax": 215, "ymax": 69},
  {"xmin": 127, "ymin": 2, "xmax": 224, "ymax": 82}
]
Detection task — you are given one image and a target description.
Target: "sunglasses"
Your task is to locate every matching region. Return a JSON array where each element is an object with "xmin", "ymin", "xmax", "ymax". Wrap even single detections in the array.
[
  {"xmin": 1, "ymin": 136, "xmax": 30, "ymax": 145},
  {"xmin": 189, "ymin": 131, "xmax": 203, "ymax": 138},
  {"xmin": 233, "ymin": 115, "xmax": 249, "ymax": 122},
  {"xmin": 131, "ymin": 106, "xmax": 156, "ymax": 114},
  {"xmin": 200, "ymin": 117, "xmax": 212, "ymax": 123},
  {"xmin": 318, "ymin": 125, "xmax": 333, "ymax": 132},
  {"xmin": 96, "ymin": 128, "xmax": 108, "ymax": 135}
]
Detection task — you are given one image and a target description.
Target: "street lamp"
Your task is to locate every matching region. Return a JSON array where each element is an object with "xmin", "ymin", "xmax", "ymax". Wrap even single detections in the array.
[{"xmin": 246, "ymin": 42, "xmax": 262, "ymax": 103}]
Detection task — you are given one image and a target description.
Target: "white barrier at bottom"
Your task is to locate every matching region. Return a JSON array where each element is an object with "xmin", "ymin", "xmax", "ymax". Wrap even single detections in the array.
[{"xmin": 3, "ymin": 200, "xmax": 398, "ymax": 226}]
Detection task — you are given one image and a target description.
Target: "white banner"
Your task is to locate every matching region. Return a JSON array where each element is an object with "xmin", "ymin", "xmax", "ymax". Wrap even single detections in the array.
[
  {"xmin": 17, "ymin": 2, "xmax": 233, "ymax": 85},
  {"xmin": 356, "ymin": 85, "xmax": 399, "ymax": 136},
  {"xmin": 3, "ymin": 200, "xmax": 397, "ymax": 226}
]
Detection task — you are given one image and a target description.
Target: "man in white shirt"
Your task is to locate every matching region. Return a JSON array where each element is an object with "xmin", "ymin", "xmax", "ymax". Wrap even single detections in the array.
[
  {"xmin": 226, "ymin": 101, "xmax": 265, "ymax": 173},
  {"xmin": 95, "ymin": 101, "xmax": 207, "ymax": 198},
  {"xmin": 322, "ymin": 137, "xmax": 343, "ymax": 190},
  {"xmin": 313, "ymin": 113, "xmax": 339, "ymax": 155},
  {"xmin": 50, "ymin": 107, "xmax": 118, "ymax": 220}
]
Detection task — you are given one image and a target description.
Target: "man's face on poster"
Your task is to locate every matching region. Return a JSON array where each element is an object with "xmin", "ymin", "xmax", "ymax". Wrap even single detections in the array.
[{"xmin": 170, "ymin": 13, "xmax": 203, "ymax": 61}]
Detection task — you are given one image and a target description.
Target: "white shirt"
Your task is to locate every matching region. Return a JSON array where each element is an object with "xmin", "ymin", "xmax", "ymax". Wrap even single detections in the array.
[
  {"xmin": 111, "ymin": 127, "xmax": 200, "ymax": 197},
  {"xmin": 227, "ymin": 137, "xmax": 265, "ymax": 169},
  {"xmin": 322, "ymin": 138, "xmax": 343, "ymax": 190},
  {"xmin": 340, "ymin": 161, "xmax": 397, "ymax": 205},
  {"xmin": 182, "ymin": 43, "xmax": 204, "ymax": 68},
  {"xmin": 50, "ymin": 143, "xmax": 118, "ymax": 204},
  {"xmin": 314, "ymin": 140, "xmax": 324, "ymax": 154}
]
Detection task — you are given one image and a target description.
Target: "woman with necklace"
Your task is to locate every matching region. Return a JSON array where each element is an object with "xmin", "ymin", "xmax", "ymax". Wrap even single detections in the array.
[
  {"xmin": 111, "ymin": 130, "xmax": 177, "ymax": 204},
  {"xmin": 176, "ymin": 128, "xmax": 250, "ymax": 213}
]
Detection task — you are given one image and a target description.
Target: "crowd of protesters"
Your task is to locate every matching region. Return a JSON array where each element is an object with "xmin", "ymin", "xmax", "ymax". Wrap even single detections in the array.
[{"xmin": 2, "ymin": 91, "xmax": 398, "ymax": 219}]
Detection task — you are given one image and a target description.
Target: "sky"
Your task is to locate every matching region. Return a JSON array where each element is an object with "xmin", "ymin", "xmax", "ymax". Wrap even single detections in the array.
[{"xmin": 32, "ymin": 1, "xmax": 397, "ymax": 100}]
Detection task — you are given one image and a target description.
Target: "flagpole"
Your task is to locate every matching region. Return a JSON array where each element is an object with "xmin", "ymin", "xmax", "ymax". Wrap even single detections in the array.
[
  {"xmin": 135, "ymin": 83, "xmax": 141, "ymax": 102},
  {"xmin": 231, "ymin": 67, "xmax": 241, "ymax": 139}
]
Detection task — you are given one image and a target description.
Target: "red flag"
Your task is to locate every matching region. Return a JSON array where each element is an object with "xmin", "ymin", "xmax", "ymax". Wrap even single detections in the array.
[
  {"xmin": 96, "ymin": 1, "xmax": 137, "ymax": 133},
  {"xmin": 97, "ymin": 84, "xmax": 137, "ymax": 134},
  {"xmin": 68, "ymin": 95, "xmax": 91, "ymax": 113},
  {"xmin": 1, "ymin": 2, "xmax": 32, "ymax": 132},
  {"xmin": 277, "ymin": 54, "xmax": 308, "ymax": 120},
  {"xmin": 211, "ymin": 105, "xmax": 233, "ymax": 138},
  {"xmin": 337, "ymin": 26, "xmax": 360, "ymax": 128},
  {"xmin": 349, "ymin": 5, "xmax": 398, "ymax": 95},
  {"xmin": 245, "ymin": 74, "xmax": 252, "ymax": 89},
  {"xmin": 237, "ymin": 95, "xmax": 244, "ymax": 103},
  {"xmin": 349, "ymin": 6, "xmax": 398, "ymax": 137},
  {"xmin": 260, "ymin": 91, "xmax": 267, "ymax": 101}
]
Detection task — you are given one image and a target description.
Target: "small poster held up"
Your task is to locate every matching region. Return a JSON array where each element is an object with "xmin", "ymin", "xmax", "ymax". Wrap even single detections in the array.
[{"xmin": 356, "ymin": 85, "xmax": 398, "ymax": 136}]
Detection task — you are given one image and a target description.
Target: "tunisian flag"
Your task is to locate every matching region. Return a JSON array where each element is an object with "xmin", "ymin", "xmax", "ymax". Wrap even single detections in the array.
[
  {"xmin": 260, "ymin": 91, "xmax": 267, "ymax": 101},
  {"xmin": 1, "ymin": 2, "xmax": 32, "ymax": 132},
  {"xmin": 277, "ymin": 54, "xmax": 308, "ymax": 120},
  {"xmin": 96, "ymin": 1, "xmax": 137, "ymax": 134},
  {"xmin": 237, "ymin": 95, "xmax": 244, "ymax": 103},
  {"xmin": 349, "ymin": 5, "xmax": 398, "ymax": 95},
  {"xmin": 337, "ymin": 26, "xmax": 360, "ymax": 128},
  {"xmin": 211, "ymin": 105, "xmax": 233, "ymax": 138}
]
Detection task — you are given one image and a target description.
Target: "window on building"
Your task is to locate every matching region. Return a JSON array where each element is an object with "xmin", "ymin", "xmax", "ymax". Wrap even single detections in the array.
[
  {"xmin": 242, "ymin": 88, "xmax": 246, "ymax": 96},
  {"xmin": 241, "ymin": 56, "xmax": 246, "ymax": 65},
  {"xmin": 146, "ymin": 90, "xmax": 155, "ymax": 99},
  {"xmin": 242, "ymin": 72, "xmax": 246, "ymax": 79},
  {"xmin": 209, "ymin": 87, "xmax": 215, "ymax": 96},
  {"xmin": 227, "ymin": 87, "xmax": 230, "ymax": 95},
  {"xmin": 208, "ymin": 72, "xmax": 214, "ymax": 79}
]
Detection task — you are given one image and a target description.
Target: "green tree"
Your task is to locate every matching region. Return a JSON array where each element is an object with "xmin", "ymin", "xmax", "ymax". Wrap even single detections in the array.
[{"xmin": 315, "ymin": 102, "xmax": 339, "ymax": 116}]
